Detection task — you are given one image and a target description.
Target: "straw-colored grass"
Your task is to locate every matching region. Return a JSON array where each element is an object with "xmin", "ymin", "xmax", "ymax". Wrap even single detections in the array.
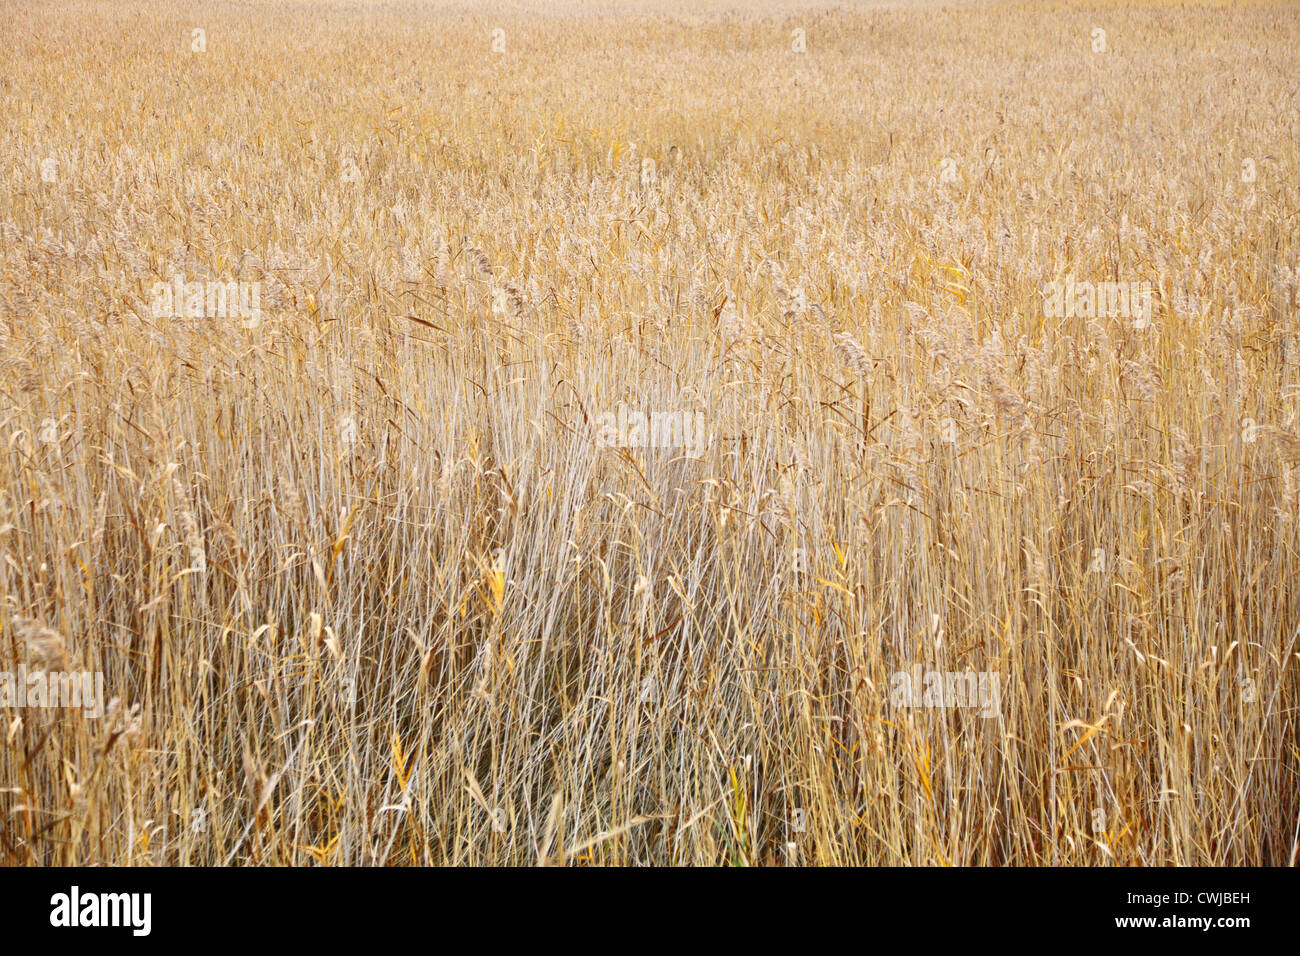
[{"xmin": 2, "ymin": 0, "xmax": 1298, "ymax": 865}]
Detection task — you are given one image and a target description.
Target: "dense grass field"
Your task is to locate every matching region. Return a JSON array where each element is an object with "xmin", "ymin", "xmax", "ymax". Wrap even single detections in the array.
[{"xmin": 2, "ymin": 0, "xmax": 1298, "ymax": 865}]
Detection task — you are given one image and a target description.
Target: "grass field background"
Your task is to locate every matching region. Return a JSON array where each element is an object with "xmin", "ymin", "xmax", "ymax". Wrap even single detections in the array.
[{"xmin": 2, "ymin": 0, "xmax": 1298, "ymax": 865}]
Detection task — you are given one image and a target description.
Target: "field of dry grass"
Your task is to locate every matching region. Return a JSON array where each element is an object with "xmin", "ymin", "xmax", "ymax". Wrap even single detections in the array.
[{"xmin": 2, "ymin": 0, "xmax": 1299, "ymax": 866}]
